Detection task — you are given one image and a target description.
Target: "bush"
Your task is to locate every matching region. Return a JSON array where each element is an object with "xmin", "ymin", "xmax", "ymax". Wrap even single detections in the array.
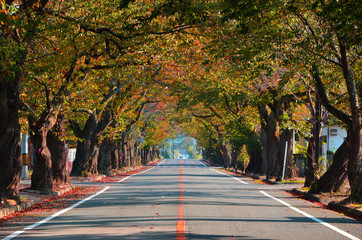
[{"xmin": 236, "ymin": 145, "xmax": 250, "ymax": 172}]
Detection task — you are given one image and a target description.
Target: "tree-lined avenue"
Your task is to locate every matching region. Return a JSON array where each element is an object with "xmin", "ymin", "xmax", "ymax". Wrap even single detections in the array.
[{"xmin": 1, "ymin": 159, "xmax": 361, "ymax": 240}]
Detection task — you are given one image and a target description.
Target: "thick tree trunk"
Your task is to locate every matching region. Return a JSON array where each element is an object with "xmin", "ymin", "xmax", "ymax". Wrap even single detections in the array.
[
  {"xmin": 98, "ymin": 139, "xmax": 113, "ymax": 175},
  {"xmin": 141, "ymin": 148, "xmax": 146, "ymax": 165},
  {"xmin": 346, "ymin": 126, "xmax": 361, "ymax": 189},
  {"xmin": 259, "ymin": 127, "xmax": 268, "ymax": 173},
  {"xmin": 203, "ymin": 145, "xmax": 223, "ymax": 166},
  {"xmin": 0, "ymin": 79, "xmax": 22, "ymax": 204},
  {"xmin": 349, "ymin": 158, "xmax": 362, "ymax": 202},
  {"xmin": 149, "ymin": 147, "xmax": 153, "ymax": 161},
  {"xmin": 143, "ymin": 147, "xmax": 152, "ymax": 165},
  {"xmin": 309, "ymin": 138, "xmax": 349, "ymax": 194},
  {"xmin": 155, "ymin": 148, "xmax": 160, "ymax": 159},
  {"xmin": 278, "ymin": 129, "xmax": 294, "ymax": 180},
  {"xmin": 349, "ymin": 169, "xmax": 362, "ymax": 202},
  {"xmin": 28, "ymin": 110, "xmax": 59, "ymax": 193},
  {"xmin": 111, "ymin": 143, "xmax": 120, "ymax": 170},
  {"xmin": 130, "ymin": 141, "xmax": 135, "ymax": 166},
  {"xmin": 122, "ymin": 139, "xmax": 129, "ymax": 168},
  {"xmin": 220, "ymin": 142, "xmax": 232, "ymax": 168},
  {"xmin": 313, "ymin": 49, "xmax": 360, "ymax": 199},
  {"xmin": 304, "ymin": 135, "xmax": 316, "ymax": 187},
  {"xmin": 263, "ymin": 117, "xmax": 279, "ymax": 179},
  {"xmin": 29, "ymin": 128, "xmax": 53, "ymax": 193},
  {"xmin": 339, "ymin": 41, "xmax": 361, "ymax": 190},
  {"xmin": 70, "ymin": 110, "xmax": 112, "ymax": 177},
  {"xmin": 348, "ymin": 130, "xmax": 362, "ymax": 202},
  {"xmin": 258, "ymin": 103, "xmax": 280, "ymax": 179},
  {"xmin": 71, "ymin": 139, "xmax": 100, "ymax": 177},
  {"xmin": 245, "ymin": 142, "xmax": 263, "ymax": 174},
  {"xmin": 100, "ymin": 121, "xmax": 119, "ymax": 172},
  {"xmin": 47, "ymin": 114, "xmax": 70, "ymax": 184}
]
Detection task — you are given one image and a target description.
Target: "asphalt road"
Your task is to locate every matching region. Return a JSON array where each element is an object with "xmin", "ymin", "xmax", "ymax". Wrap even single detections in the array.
[{"xmin": 1, "ymin": 159, "xmax": 361, "ymax": 240}]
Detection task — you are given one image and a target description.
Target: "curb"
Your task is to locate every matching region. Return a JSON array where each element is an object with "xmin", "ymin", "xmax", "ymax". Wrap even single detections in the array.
[
  {"xmin": 0, "ymin": 186, "xmax": 74, "ymax": 220},
  {"xmin": 328, "ymin": 201, "xmax": 362, "ymax": 219},
  {"xmin": 0, "ymin": 199, "xmax": 34, "ymax": 219},
  {"xmin": 215, "ymin": 165, "xmax": 362, "ymax": 221},
  {"xmin": 0, "ymin": 162, "xmax": 160, "ymax": 220},
  {"xmin": 201, "ymin": 159, "xmax": 221, "ymax": 167},
  {"xmin": 291, "ymin": 188, "xmax": 362, "ymax": 220},
  {"xmin": 52, "ymin": 186, "xmax": 74, "ymax": 197},
  {"xmin": 291, "ymin": 188, "xmax": 322, "ymax": 203}
]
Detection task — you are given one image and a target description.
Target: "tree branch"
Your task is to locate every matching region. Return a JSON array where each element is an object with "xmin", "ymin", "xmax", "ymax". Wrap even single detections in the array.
[
  {"xmin": 33, "ymin": 77, "xmax": 51, "ymax": 110},
  {"xmin": 192, "ymin": 112, "xmax": 214, "ymax": 119},
  {"xmin": 312, "ymin": 66, "xmax": 352, "ymax": 125},
  {"xmin": 73, "ymin": 109, "xmax": 93, "ymax": 115}
]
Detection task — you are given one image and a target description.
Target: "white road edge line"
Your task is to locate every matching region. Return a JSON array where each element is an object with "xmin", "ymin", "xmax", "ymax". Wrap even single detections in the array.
[
  {"xmin": 2, "ymin": 186, "xmax": 111, "ymax": 240},
  {"xmin": 211, "ymin": 168, "xmax": 248, "ymax": 185},
  {"xmin": 198, "ymin": 160, "xmax": 207, "ymax": 167},
  {"xmin": 117, "ymin": 167, "xmax": 155, "ymax": 183},
  {"xmin": 157, "ymin": 159, "xmax": 166, "ymax": 166},
  {"xmin": 259, "ymin": 190, "xmax": 360, "ymax": 240}
]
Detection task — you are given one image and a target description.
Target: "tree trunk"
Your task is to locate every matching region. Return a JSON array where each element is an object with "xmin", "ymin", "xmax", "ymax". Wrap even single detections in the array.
[
  {"xmin": 155, "ymin": 148, "xmax": 160, "ymax": 159},
  {"xmin": 263, "ymin": 116, "xmax": 279, "ymax": 179},
  {"xmin": 220, "ymin": 142, "xmax": 232, "ymax": 168},
  {"xmin": 111, "ymin": 142, "xmax": 120, "ymax": 170},
  {"xmin": 258, "ymin": 104, "xmax": 280, "ymax": 179},
  {"xmin": 29, "ymin": 127, "xmax": 53, "ymax": 193},
  {"xmin": 313, "ymin": 48, "xmax": 361, "ymax": 199},
  {"xmin": 150, "ymin": 147, "xmax": 154, "ymax": 162},
  {"xmin": 349, "ymin": 167, "xmax": 362, "ymax": 202},
  {"xmin": 70, "ymin": 110, "xmax": 112, "ymax": 177},
  {"xmin": 309, "ymin": 138, "xmax": 349, "ymax": 194},
  {"xmin": 141, "ymin": 148, "xmax": 146, "ymax": 165},
  {"xmin": 144, "ymin": 147, "xmax": 152, "ymax": 165},
  {"xmin": 232, "ymin": 148, "xmax": 241, "ymax": 170},
  {"xmin": 347, "ymin": 129, "xmax": 362, "ymax": 202},
  {"xmin": 278, "ymin": 129, "xmax": 294, "ymax": 180},
  {"xmin": 304, "ymin": 135, "xmax": 316, "ymax": 187},
  {"xmin": 71, "ymin": 139, "xmax": 100, "ymax": 177},
  {"xmin": 0, "ymin": 0, "xmax": 47, "ymax": 204},
  {"xmin": 28, "ymin": 109, "xmax": 59, "ymax": 193},
  {"xmin": 338, "ymin": 41, "xmax": 361, "ymax": 190},
  {"xmin": 98, "ymin": 139, "xmax": 113, "ymax": 175},
  {"xmin": 0, "ymin": 78, "xmax": 22, "ymax": 204},
  {"xmin": 259, "ymin": 127, "xmax": 268, "ymax": 174},
  {"xmin": 245, "ymin": 141, "xmax": 263, "ymax": 174},
  {"xmin": 130, "ymin": 141, "xmax": 135, "ymax": 166},
  {"xmin": 122, "ymin": 139, "xmax": 129, "ymax": 168},
  {"xmin": 47, "ymin": 113, "xmax": 70, "ymax": 184}
]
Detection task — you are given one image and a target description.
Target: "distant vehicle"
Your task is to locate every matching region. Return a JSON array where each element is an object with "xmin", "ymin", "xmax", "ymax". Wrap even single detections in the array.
[{"xmin": 178, "ymin": 155, "xmax": 184, "ymax": 159}]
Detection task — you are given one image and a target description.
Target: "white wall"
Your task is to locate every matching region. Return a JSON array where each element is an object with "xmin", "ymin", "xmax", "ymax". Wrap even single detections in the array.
[
  {"xmin": 321, "ymin": 125, "xmax": 347, "ymax": 153},
  {"xmin": 68, "ymin": 149, "xmax": 76, "ymax": 162}
]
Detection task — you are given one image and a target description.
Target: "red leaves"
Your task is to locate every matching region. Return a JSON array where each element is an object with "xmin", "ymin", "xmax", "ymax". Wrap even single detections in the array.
[
  {"xmin": 0, "ymin": 186, "xmax": 101, "ymax": 226},
  {"xmin": 93, "ymin": 165, "xmax": 156, "ymax": 183}
]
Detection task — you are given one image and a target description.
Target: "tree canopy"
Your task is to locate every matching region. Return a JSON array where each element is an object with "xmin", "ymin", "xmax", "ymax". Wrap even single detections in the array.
[{"xmin": 0, "ymin": 0, "xmax": 360, "ymax": 203}]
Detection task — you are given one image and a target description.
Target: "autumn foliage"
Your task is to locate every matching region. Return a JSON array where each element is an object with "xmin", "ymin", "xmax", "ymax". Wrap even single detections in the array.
[{"xmin": 0, "ymin": 0, "xmax": 360, "ymax": 204}]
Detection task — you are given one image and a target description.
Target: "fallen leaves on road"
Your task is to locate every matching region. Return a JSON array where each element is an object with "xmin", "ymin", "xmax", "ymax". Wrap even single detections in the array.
[
  {"xmin": 0, "ymin": 186, "xmax": 102, "ymax": 227},
  {"xmin": 93, "ymin": 168, "xmax": 150, "ymax": 183}
]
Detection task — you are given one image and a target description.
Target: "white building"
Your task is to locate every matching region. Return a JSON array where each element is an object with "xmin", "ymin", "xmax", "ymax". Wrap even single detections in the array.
[
  {"xmin": 68, "ymin": 149, "xmax": 77, "ymax": 162},
  {"xmin": 321, "ymin": 125, "xmax": 347, "ymax": 154}
]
